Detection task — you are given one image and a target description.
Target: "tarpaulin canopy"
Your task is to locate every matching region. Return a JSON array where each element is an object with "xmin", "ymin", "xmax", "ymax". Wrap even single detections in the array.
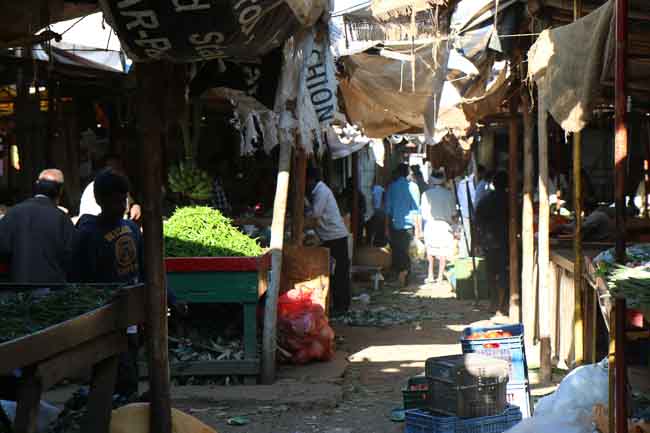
[
  {"xmin": 371, "ymin": 0, "xmax": 447, "ymax": 22},
  {"xmin": 99, "ymin": 0, "xmax": 329, "ymax": 63}
]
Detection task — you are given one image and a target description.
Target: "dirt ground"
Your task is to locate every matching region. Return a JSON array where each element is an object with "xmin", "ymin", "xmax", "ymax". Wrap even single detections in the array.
[{"xmin": 171, "ymin": 262, "xmax": 536, "ymax": 433}]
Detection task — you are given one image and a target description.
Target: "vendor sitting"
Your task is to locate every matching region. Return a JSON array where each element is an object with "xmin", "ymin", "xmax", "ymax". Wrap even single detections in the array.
[{"xmin": 553, "ymin": 202, "xmax": 613, "ymax": 242}]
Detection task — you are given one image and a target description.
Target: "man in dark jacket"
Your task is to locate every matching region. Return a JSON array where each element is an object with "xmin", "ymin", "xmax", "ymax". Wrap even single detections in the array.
[
  {"xmin": 0, "ymin": 169, "xmax": 78, "ymax": 284},
  {"xmin": 475, "ymin": 171, "xmax": 509, "ymax": 316}
]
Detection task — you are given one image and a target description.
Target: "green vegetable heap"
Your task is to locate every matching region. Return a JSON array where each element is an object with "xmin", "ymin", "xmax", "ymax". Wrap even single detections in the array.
[
  {"xmin": 168, "ymin": 162, "xmax": 213, "ymax": 202},
  {"xmin": 0, "ymin": 287, "xmax": 114, "ymax": 343},
  {"xmin": 164, "ymin": 206, "xmax": 263, "ymax": 258}
]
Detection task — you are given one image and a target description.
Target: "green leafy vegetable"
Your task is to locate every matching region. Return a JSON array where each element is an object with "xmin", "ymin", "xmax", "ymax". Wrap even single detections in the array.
[{"xmin": 164, "ymin": 206, "xmax": 263, "ymax": 258}]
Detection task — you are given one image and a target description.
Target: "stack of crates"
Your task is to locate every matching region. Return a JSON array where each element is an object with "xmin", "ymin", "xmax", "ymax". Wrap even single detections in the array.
[
  {"xmin": 460, "ymin": 324, "xmax": 532, "ymax": 418},
  {"xmin": 402, "ymin": 374, "xmax": 430, "ymax": 410}
]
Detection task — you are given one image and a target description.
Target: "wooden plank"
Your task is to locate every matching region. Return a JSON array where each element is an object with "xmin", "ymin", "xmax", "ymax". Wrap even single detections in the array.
[
  {"xmin": 81, "ymin": 355, "xmax": 119, "ymax": 433},
  {"xmin": 509, "ymin": 95, "xmax": 520, "ymax": 321},
  {"xmin": 261, "ymin": 139, "xmax": 292, "ymax": 384},
  {"xmin": 538, "ymin": 94, "xmax": 552, "ymax": 383},
  {"xmin": 550, "ymin": 251, "xmax": 575, "ymax": 273},
  {"xmin": 139, "ymin": 360, "xmax": 260, "ymax": 377},
  {"xmin": 14, "ymin": 370, "xmax": 42, "ymax": 433},
  {"xmin": 138, "ymin": 61, "xmax": 172, "ymax": 433},
  {"xmin": 36, "ymin": 332, "xmax": 127, "ymax": 390},
  {"xmin": 615, "ymin": 298, "xmax": 627, "ymax": 433},
  {"xmin": 549, "ymin": 262, "xmax": 559, "ymax": 361},
  {"xmin": 291, "ymin": 147, "xmax": 307, "ymax": 246},
  {"xmin": 0, "ymin": 285, "xmax": 145, "ymax": 375},
  {"xmin": 521, "ymin": 93, "xmax": 535, "ymax": 346},
  {"xmin": 559, "ymin": 270, "xmax": 576, "ymax": 368}
]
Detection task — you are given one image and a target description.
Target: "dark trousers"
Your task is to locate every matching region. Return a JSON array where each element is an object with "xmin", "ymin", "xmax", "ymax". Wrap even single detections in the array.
[
  {"xmin": 390, "ymin": 227, "xmax": 413, "ymax": 273},
  {"xmin": 116, "ymin": 334, "xmax": 139, "ymax": 398},
  {"xmin": 367, "ymin": 210, "xmax": 387, "ymax": 246},
  {"xmin": 322, "ymin": 236, "xmax": 351, "ymax": 313}
]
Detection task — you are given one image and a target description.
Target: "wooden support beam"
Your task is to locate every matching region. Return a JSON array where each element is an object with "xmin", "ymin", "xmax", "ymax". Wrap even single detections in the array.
[
  {"xmin": 608, "ymin": 307, "xmax": 616, "ymax": 433},
  {"xmin": 261, "ymin": 140, "xmax": 292, "ymax": 384},
  {"xmin": 14, "ymin": 369, "xmax": 42, "ymax": 433},
  {"xmin": 291, "ymin": 147, "xmax": 307, "ymax": 246},
  {"xmin": 615, "ymin": 0, "xmax": 628, "ymax": 263},
  {"xmin": 137, "ymin": 62, "xmax": 172, "ymax": 433},
  {"xmin": 521, "ymin": 93, "xmax": 536, "ymax": 344},
  {"xmin": 615, "ymin": 298, "xmax": 627, "ymax": 433},
  {"xmin": 509, "ymin": 95, "xmax": 520, "ymax": 322},
  {"xmin": 573, "ymin": 0, "xmax": 585, "ymax": 367},
  {"xmin": 351, "ymin": 152, "xmax": 360, "ymax": 248},
  {"xmin": 538, "ymin": 93, "xmax": 553, "ymax": 384},
  {"xmin": 81, "ymin": 356, "xmax": 119, "ymax": 433}
]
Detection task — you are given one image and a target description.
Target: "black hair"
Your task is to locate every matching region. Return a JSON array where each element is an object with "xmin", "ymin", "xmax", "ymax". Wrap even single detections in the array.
[
  {"xmin": 306, "ymin": 166, "xmax": 321, "ymax": 181},
  {"xmin": 102, "ymin": 153, "xmax": 122, "ymax": 167},
  {"xmin": 34, "ymin": 179, "xmax": 63, "ymax": 199},
  {"xmin": 493, "ymin": 171, "xmax": 508, "ymax": 190},
  {"xmin": 477, "ymin": 165, "xmax": 486, "ymax": 175},
  {"xmin": 94, "ymin": 168, "xmax": 129, "ymax": 198},
  {"xmin": 397, "ymin": 163, "xmax": 409, "ymax": 177}
]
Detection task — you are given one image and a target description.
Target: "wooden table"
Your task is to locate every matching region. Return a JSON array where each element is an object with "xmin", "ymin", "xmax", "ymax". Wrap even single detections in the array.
[{"xmin": 0, "ymin": 285, "xmax": 145, "ymax": 433}]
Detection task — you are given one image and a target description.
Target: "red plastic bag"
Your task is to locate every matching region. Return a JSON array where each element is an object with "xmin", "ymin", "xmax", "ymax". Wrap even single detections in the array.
[{"xmin": 277, "ymin": 287, "xmax": 335, "ymax": 365}]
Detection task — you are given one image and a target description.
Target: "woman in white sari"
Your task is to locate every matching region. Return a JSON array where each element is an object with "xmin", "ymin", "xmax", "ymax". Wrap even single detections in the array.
[{"xmin": 421, "ymin": 172, "xmax": 457, "ymax": 283}]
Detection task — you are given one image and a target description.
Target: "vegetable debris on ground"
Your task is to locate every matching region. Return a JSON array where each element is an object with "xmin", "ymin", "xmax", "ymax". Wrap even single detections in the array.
[
  {"xmin": 0, "ymin": 287, "xmax": 115, "ymax": 343},
  {"xmin": 164, "ymin": 206, "xmax": 263, "ymax": 257}
]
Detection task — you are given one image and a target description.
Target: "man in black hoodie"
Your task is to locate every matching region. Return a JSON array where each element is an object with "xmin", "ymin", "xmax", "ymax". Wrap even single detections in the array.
[{"xmin": 0, "ymin": 169, "xmax": 78, "ymax": 284}]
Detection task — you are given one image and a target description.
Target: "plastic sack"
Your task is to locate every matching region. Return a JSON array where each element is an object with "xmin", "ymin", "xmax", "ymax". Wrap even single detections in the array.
[
  {"xmin": 409, "ymin": 238, "xmax": 426, "ymax": 261},
  {"xmin": 277, "ymin": 286, "xmax": 335, "ymax": 365},
  {"xmin": 505, "ymin": 410, "xmax": 594, "ymax": 433},
  {"xmin": 535, "ymin": 358, "xmax": 609, "ymax": 418},
  {"xmin": 1, "ymin": 400, "xmax": 61, "ymax": 433}
]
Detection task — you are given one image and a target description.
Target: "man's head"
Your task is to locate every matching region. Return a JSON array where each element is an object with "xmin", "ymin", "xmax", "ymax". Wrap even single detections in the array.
[
  {"xmin": 397, "ymin": 163, "xmax": 409, "ymax": 179},
  {"xmin": 493, "ymin": 171, "xmax": 508, "ymax": 191},
  {"xmin": 94, "ymin": 168, "xmax": 129, "ymax": 222},
  {"xmin": 306, "ymin": 166, "xmax": 322, "ymax": 192},
  {"xmin": 35, "ymin": 169, "xmax": 65, "ymax": 202}
]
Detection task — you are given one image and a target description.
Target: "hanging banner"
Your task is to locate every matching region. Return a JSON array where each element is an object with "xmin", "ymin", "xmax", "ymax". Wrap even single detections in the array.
[
  {"xmin": 99, "ymin": 0, "xmax": 302, "ymax": 62},
  {"xmin": 306, "ymin": 32, "xmax": 338, "ymax": 127}
]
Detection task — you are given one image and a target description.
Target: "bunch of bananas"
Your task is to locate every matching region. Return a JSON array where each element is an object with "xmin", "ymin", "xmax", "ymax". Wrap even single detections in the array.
[{"xmin": 168, "ymin": 162, "xmax": 213, "ymax": 202}]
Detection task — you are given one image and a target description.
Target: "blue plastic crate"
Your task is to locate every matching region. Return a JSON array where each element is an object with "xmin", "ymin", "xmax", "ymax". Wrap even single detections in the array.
[
  {"xmin": 507, "ymin": 381, "xmax": 532, "ymax": 419},
  {"xmin": 461, "ymin": 324, "xmax": 528, "ymax": 383},
  {"xmin": 405, "ymin": 405, "xmax": 523, "ymax": 433}
]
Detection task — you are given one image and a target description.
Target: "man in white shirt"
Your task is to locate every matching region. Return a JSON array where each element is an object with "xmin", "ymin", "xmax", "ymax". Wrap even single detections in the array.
[
  {"xmin": 305, "ymin": 167, "xmax": 351, "ymax": 314},
  {"xmin": 79, "ymin": 154, "xmax": 141, "ymax": 221},
  {"xmin": 368, "ymin": 182, "xmax": 387, "ymax": 246}
]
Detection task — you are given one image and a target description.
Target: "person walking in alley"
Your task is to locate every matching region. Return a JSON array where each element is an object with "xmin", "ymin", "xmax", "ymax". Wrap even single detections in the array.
[
  {"xmin": 475, "ymin": 171, "xmax": 509, "ymax": 316},
  {"xmin": 368, "ymin": 179, "xmax": 387, "ymax": 246},
  {"xmin": 305, "ymin": 167, "xmax": 351, "ymax": 314},
  {"xmin": 0, "ymin": 169, "xmax": 78, "ymax": 285},
  {"xmin": 385, "ymin": 163, "xmax": 420, "ymax": 287},
  {"xmin": 421, "ymin": 171, "xmax": 457, "ymax": 284}
]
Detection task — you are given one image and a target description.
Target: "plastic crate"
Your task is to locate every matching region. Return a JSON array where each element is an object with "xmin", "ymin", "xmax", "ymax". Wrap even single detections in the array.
[
  {"xmin": 461, "ymin": 324, "xmax": 528, "ymax": 383},
  {"xmin": 405, "ymin": 405, "xmax": 523, "ymax": 433},
  {"xmin": 507, "ymin": 381, "xmax": 532, "ymax": 419},
  {"xmin": 403, "ymin": 374, "xmax": 430, "ymax": 410}
]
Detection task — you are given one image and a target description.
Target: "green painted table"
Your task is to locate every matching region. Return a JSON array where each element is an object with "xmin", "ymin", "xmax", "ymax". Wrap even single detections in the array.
[{"xmin": 165, "ymin": 254, "xmax": 270, "ymax": 380}]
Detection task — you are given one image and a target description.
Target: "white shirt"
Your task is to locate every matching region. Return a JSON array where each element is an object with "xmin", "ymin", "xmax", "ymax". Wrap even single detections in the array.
[
  {"xmin": 308, "ymin": 181, "xmax": 349, "ymax": 242},
  {"xmin": 421, "ymin": 186, "xmax": 456, "ymax": 225},
  {"xmin": 79, "ymin": 182, "xmax": 102, "ymax": 216}
]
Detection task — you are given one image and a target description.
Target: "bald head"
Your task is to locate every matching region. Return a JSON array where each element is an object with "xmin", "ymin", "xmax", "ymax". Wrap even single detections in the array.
[
  {"xmin": 39, "ymin": 169, "xmax": 64, "ymax": 184},
  {"xmin": 35, "ymin": 169, "xmax": 64, "ymax": 202}
]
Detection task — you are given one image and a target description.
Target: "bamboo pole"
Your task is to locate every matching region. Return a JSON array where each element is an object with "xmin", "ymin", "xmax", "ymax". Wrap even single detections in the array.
[
  {"xmin": 291, "ymin": 147, "xmax": 307, "ymax": 245},
  {"xmin": 538, "ymin": 92, "xmax": 552, "ymax": 384},
  {"xmin": 261, "ymin": 140, "xmax": 292, "ymax": 384},
  {"xmin": 509, "ymin": 96, "xmax": 521, "ymax": 322},
  {"xmin": 573, "ymin": 0, "xmax": 584, "ymax": 366},
  {"xmin": 137, "ymin": 62, "xmax": 171, "ymax": 433},
  {"xmin": 352, "ymin": 152, "xmax": 360, "ymax": 248},
  {"xmin": 615, "ymin": 298, "xmax": 627, "ymax": 433},
  {"xmin": 614, "ymin": 0, "xmax": 628, "ymax": 263},
  {"xmin": 521, "ymin": 93, "xmax": 535, "ymax": 344}
]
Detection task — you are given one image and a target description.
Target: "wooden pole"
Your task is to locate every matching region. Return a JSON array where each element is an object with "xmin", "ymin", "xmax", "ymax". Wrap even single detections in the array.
[
  {"xmin": 351, "ymin": 152, "xmax": 360, "ymax": 248},
  {"xmin": 261, "ymin": 140, "xmax": 292, "ymax": 384},
  {"xmin": 509, "ymin": 96, "xmax": 521, "ymax": 322},
  {"xmin": 521, "ymin": 93, "xmax": 536, "ymax": 344},
  {"xmin": 609, "ymin": 307, "xmax": 616, "ymax": 433},
  {"xmin": 291, "ymin": 147, "xmax": 307, "ymax": 245},
  {"xmin": 614, "ymin": 0, "xmax": 628, "ymax": 263},
  {"xmin": 615, "ymin": 297, "xmax": 627, "ymax": 433},
  {"xmin": 538, "ymin": 92, "xmax": 552, "ymax": 384},
  {"xmin": 410, "ymin": 4, "xmax": 416, "ymax": 93},
  {"xmin": 137, "ymin": 62, "xmax": 171, "ymax": 433},
  {"xmin": 573, "ymin": 0, "xmax": 585, "ymax": 366}
]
